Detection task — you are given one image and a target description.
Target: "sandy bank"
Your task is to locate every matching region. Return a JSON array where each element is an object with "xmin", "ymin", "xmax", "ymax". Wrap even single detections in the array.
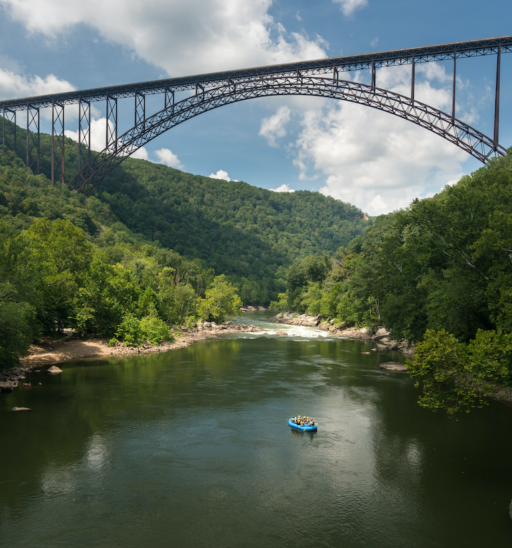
[{"xmin": 0, "ymin": 321, "xmax": 260, "ymax": 390}]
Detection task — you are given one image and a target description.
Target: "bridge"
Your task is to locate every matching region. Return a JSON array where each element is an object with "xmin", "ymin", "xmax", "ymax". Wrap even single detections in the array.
[{"xmin": 1, "ymin": 35, "xmax": 510, "ymax": 194}]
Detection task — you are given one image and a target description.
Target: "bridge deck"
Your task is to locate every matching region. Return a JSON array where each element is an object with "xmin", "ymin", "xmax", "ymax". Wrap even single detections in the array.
[{"xmin": 1, "ymin": 35, "xmax": 511, "ymax": 112}]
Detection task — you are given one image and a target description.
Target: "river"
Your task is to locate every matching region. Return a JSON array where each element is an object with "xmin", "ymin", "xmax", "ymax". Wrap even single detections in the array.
[{"xmin": 1, "ymin": 311, "xmax": 511, "ymax": 547}]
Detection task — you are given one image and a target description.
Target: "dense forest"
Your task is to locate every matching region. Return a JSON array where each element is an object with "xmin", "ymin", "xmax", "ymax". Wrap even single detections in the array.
[
  {"xmin": 1, "ymin": 121, "xmax": 369, "ymax": 305},
  {"xmin": 0, "ymin": 122, "xmax": 368, "ymax": 367},
  {"xmin": 0, "ymin": 145, "xmax": 247, "ymax": 363},
  {"xmin": 272, "ymin": 150, "xmax": 512, "ymax": 415}
]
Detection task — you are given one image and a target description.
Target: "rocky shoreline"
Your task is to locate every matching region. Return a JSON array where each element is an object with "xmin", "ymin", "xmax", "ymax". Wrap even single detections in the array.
[
  {"xmin": 0, "ymin": 321, "xmax": 261, "ymax": 393},
  {"xmin": 270, "ymin": 312, "xmax": 414, "ymax": 356}
]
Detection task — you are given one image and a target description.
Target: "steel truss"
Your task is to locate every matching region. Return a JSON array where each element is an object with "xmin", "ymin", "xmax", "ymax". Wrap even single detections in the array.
[
  {"xmin": 2, "ymin": 107, "xmax": 16, "ymax": 152},
  {"xmin": 51, "ymin": 102, "xmax": 65, "ymax": 185},
  {"xmin": 1, "ymin": 35, "xmax": 511, "ymax": 112},
  {"xmin": 106, "ymin": 95, "xmax": 117, "ymax": 153},
  {"xmin": 26, "ymin": 105, "xmax": 40, "ymax": 174},
  {"xmin": 78, "ymin": 99, "xmax": 91, "ymax": 184},
  {"xmin": 70, "ymin": 76, "xmax": 507, "ymax": 194}
]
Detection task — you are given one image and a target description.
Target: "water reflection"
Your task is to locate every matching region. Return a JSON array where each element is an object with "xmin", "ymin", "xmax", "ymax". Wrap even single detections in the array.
[{"xmin": 1, "ymin": 312, "xmax": 511, "ymax": 548}]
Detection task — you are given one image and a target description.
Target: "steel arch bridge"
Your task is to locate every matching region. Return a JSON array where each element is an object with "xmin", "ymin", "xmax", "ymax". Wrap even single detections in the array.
[{"xmin": 1, "ymin": 35, "xmax": 511, "ymax": 194}]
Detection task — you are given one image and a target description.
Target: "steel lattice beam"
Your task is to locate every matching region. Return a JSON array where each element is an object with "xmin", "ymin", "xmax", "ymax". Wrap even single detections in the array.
[
  {"xmin": 51, "ymin": 102, "xmax": 65, "ymax": 185},
  {"xmin": 106, "ymin": 95, "xmax": 117, "ymax": 153},
  {"xmin": 78, "ymin": 99, "xmax": 91, "ymax": 184},
  {"xmin": 26, "ymin": 105, "xmax": 40, "ymax": 174},
  {"xmin": 70, "ymin": 76, "xmax": 507, "ymax": 194},
  {"xmin": 2, "ymin": 107, "xmax": 16, "ymax": 152},
  {"xmin": 0, "ymin": 35, "xmax": 511, "ymax": 112}
]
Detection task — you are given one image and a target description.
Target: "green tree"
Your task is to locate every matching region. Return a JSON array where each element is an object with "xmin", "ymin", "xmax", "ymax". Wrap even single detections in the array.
[{"xmin": 197, "ymin": 275, "xmax": 242, "ymax": 323}]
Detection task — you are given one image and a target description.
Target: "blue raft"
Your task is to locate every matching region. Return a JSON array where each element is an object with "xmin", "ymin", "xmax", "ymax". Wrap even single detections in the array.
[{"xmin": 288, "ymin": 418, "xmax": 317, "ymax": 432}]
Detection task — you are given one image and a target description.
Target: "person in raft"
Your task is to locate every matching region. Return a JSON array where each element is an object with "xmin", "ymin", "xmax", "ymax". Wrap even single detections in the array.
[{"xmin": 292, "ymin": 416, "xmax": 316, "ymax": 426}]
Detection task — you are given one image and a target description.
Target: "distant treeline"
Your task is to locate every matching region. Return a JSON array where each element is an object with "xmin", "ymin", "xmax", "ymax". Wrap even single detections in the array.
[{"xmin": 272, "ymin": 149, "xmax": 512, "ymax": 415}]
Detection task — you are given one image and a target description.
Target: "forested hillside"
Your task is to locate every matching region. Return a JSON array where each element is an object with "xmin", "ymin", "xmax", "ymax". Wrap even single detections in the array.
[
  {"xmin": 1, "ymin": 121, "xmax": 369, "ymax": 304},
  {"xmin": 0, "ymin": 121, "xmax": 369, "ymax": 367},
  {"xmin": 272, "ymin": 149, "xmax": 512, "ymax": 415}
]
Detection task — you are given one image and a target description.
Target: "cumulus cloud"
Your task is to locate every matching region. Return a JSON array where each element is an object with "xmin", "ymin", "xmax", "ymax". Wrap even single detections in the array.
[
  {"xmin": 0, "ymin": 67, "xmax": 75, "ymax": 99},
  {"xmin": 0, "ymin": 67, "xmax": 76, "ymax": 119},
  {"xmin": 270, "ymin": 184, "xmax": 295, "ymax": 192},
  {"xmin": 154, "ymin": 148, "xmax": 183, "ymax": 168},
  {"xmin": 259, "ymin": 106, "xmax": 291, "ymax": 147},
  {"xmin": 292, "ymin": 64, "xmax": 468, "ymax": 215},
  {"xmin": 0, "ymin": 0, "xmax": 327, "ymax": 76},
  {"xmin": 332, "ymin": 0, "xmax": 368, "ymax": 16},
  {"xmin": 209, "ymin": 169, "xmax": 238, "ymax": 182},
  {"xmin": 65, "ymin": 117, "xmax": 149, "ymax": 159}
]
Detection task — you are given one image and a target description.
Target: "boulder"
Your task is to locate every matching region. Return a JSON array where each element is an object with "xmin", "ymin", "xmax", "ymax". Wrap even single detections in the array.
[
  {"xmin": 47, "ymin": 365, "xmax": 62, "ymax": 374},
  {"xmin": 276, "ymin": 331, "xmax": 288, "ymax": 336},
  {"xmin": 379, "ymin": 362, "xmax": 407, "ymax": 372},
  {"xmin": 12, "ymin": 407, "xmax": 31, "ymax": 412}
]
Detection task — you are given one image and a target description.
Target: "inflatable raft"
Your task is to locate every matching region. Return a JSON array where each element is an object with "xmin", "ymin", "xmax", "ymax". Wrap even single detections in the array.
[{"xmin": 288, "ymin": 418, "xmax": 317, "ymax": 432}]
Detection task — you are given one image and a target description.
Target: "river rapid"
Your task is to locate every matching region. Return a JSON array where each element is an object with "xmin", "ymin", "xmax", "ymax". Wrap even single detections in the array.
[{"xmin": 1, "ymin": 311, "xmax": 511, "ymax": 547}]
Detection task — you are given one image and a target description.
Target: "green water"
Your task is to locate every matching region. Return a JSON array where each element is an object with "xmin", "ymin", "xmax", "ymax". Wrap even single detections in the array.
[{"xmin": 1, "ymin": 312, "xmax": 511, "ymax": 547}]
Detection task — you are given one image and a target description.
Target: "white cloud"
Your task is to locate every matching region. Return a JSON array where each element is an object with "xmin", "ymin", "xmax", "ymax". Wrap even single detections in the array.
[
  {"xmin": 0, "ymin": 0, "xmax": 327, "ymax": 76},
  {"xmin": 270, "ymin": 184, "xmax": 295, "ymax": 193},
  {"xmin": 209, "ymin": 169, "xmax": 238, "ymax": 182},
  {"xmin": 65, "ymin": 117, "xmax": 149, "ymax": 159},
  {"xmin": 259, "ymin": 106, "xmax": 291, "ymax": 147},
  {"xmin": 0, "ymin": 67, "xmax": 75, "ymax": 99},
  {"xmin": 333, "ymin": 0, "xmax": 368, "ymax": 16},
  {"xmin": 370, "ymin": 37, "xmax": 378, "ymax": 47},
  {"xmin": 154, "ymin": 148, "xmax": 183, "ymax": 168},
  {"xmin": 293, "ymin": 64, "xmax": 468, "ymax": 215},
  {"xmin": 0, "ymin": 67, "xmax": 76, "ymax": 120},
  {"xmin": 131, "ymin": 147, "xmax": 149, "ymax": 161}
]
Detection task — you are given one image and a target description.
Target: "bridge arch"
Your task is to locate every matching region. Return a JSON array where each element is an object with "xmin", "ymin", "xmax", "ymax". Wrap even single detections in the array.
[{"xmin": 73, "ymin": 75, "xmax": 505, "ymax": 194}]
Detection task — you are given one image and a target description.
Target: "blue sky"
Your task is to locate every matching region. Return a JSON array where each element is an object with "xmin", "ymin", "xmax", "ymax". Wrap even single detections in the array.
[{"xmin": 0, "ymin": 0, "xmax": 511, "ymax": 214}]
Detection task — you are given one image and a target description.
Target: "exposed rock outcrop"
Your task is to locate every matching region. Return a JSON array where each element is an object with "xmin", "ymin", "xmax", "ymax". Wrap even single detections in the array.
[
  {"xmin": 12, "ymin": 407, "xmax": 31, "ymax": 412},
  {"xmin": 47, "ymin": 366, "xmax": 62, "ymax": 374},
  {"xmin": 379, "ymin": 362, "xmax": 408, "ymax": 372},
  {"xmin": 270, "ymin": 313, "xmax": 414, "ymax": 356}
]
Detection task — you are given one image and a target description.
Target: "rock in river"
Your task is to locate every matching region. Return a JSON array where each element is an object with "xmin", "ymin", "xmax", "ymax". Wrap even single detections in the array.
[
  {"xmin": 47, "ymin": 365, "xmax": 62, "ymax": 374},
  {"xmin": 379, "ymin": 362, "xmax": 407, "ymax": 372},
  {"xmin": 12, "ymin": 407, "xmax": 31, "ymax": 412}
]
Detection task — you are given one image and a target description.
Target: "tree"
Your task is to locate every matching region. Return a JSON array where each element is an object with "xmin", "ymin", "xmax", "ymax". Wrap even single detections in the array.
[
  {"xmin": 197, "ymin": 275, "xmax": 242, "ymax": 323},
  {"xmin": 407, "ymin": 329, "xmax": 512, "ymax": 415},
  {"xmin": 0, "ymin": 284, "xmax": 35, "ymax": 368}
]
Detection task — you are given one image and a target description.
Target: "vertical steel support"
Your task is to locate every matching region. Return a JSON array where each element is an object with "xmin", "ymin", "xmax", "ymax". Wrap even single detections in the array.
[
  {"xmin": 494, "ymin": 45, "xmax": 501, "ymax": 148},
  {"xmin": 371, "ymin": 60, "xmax": 376, "ymax": 89},
  {"xmin": 77, "ymin": 99, "xmax": 91, "ymax": 188},
  {"xmin": 195, "ymin": 82, "xmax": 204, "ymax": 97},
  {"xmin": 411, "ymin": 55, "xmax": 415, "ymax": 102},
  {"xmin": 51, "ymin": 102, "xmax": 65, "ymax": 185},
  {"xmin": 106, "ymin": 95, "xmax": 118, "ymax": 152},
  {"xmin": 165, "ymin": 86, "xmax": 175, "ymax": 114},
  {"xmin": 452, "ymin": 53, "xmax": 457, "ymax": 121},
  {"xmin": 135, "ymin": 92, "xmax": 145, "ymax": 131},
  {"xmin": 3, "ymin": 108, "xmax": 16, "ymax": 152},
  {"xmin": 26, "ymin": 105, "xmax": 40, "ymax": 174},
  {"xmin": 333, "ymin": 66, "xmax": 339, "ymax": 86}
]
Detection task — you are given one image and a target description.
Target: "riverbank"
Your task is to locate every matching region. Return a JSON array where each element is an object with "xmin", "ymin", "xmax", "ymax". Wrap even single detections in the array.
[
  {"xmin": 270, "ymin": 312, "xmax": 414, "ymax": 356},
  {"xmin": 0, "ymin": 321, "xmax": 260, "ymax": 390}
]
